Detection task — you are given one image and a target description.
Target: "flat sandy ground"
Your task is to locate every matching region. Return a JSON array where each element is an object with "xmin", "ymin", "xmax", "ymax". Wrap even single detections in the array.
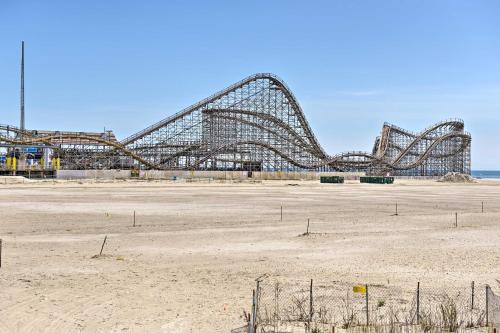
[{"xmin": 1, "ymin": 179, "xmax": 500, "ymax": 332}]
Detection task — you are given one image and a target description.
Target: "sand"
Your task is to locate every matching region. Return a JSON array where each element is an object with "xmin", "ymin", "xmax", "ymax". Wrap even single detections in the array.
[{"xmin": 0, "ymin": 179, "xmax": 500, "ymax": 332}]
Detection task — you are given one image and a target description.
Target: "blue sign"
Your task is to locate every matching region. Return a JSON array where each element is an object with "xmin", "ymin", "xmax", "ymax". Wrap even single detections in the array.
[{"xmin": 23, "ymin": 147, "xmax": 38, "ymax": 153}]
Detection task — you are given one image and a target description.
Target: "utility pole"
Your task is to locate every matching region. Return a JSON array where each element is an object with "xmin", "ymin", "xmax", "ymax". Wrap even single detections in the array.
[
  {"xmin": 14, "ymin": 41, "xmax": 26, "ymax": 175},
  {"xmin": 20, "ymin": 41, "xmax": 25, "ymax": 134}
]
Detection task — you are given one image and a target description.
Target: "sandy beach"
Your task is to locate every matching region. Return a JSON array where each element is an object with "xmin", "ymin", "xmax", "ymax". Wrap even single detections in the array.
[{"xmin": 1, "ymin": 179, "xmax": 499, "ymax": 332}]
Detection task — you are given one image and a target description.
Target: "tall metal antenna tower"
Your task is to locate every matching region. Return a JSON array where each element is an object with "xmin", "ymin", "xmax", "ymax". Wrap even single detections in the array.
[{"xmin": 20, "ymin": 41, "xmax": 25, "ymax": 133}]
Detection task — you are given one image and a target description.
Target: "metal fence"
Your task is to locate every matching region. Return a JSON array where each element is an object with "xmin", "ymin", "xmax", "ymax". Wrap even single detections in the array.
[{"xmin": 245, "ymin": 279, "xmax": 500, "ymax": 333}]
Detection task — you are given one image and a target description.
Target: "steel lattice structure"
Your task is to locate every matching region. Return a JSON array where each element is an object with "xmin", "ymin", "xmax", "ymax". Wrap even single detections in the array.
[{"xmin": 0, "ymin": 73, "xmax": 471, "ymax": 176}]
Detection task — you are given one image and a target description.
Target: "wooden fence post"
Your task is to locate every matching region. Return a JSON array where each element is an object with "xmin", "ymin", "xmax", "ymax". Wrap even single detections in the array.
[
  {"xmin": 253, "ymin": 280, "xmax": 260, "ymax": 333},
  {"xmin": 310, "ymin": 279, "xmax": 314, "ymax": 325},
  {"xmin": 471, "ymin": 281, "xmax": 475, "ymax": 310},
  {"xmin": 365, "ymin": 284, "xmax": 369, "ymax": 326},
  {"xmin": 99, "ymin": 235, "xmax": 107, "ymax": 256},
  {"xmin": 486, "ymin": 285, "xmax": 490, "ymax": 326},
  {"xmin": 416, "ymin": 282, "xmax": 420, "ymax": 324},
  {"xmin": 249, "ymin": 289, "xmax": 256, "ymax": 333}
]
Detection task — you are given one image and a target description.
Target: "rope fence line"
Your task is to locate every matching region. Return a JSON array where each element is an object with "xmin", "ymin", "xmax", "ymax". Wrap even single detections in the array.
[{"xmin": 242, "ymin": 279, "xmax": 500, "ymax": 333}]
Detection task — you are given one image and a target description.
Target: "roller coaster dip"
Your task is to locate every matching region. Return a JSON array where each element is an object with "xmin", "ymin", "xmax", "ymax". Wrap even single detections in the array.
[{"xmin": 0, "ymin": 73, "xmax": 471, "ymax": 176}]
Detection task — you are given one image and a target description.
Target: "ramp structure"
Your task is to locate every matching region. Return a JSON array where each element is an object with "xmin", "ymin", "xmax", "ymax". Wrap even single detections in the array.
[{"xmin": 0, "ymin": 73, "xmax": 471, "ymax": 176}]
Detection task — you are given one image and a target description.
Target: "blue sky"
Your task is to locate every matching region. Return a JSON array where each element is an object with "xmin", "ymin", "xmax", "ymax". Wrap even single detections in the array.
[{"xmin": 1, "ymin": 1, "xmax": 499, "ymax": 169}]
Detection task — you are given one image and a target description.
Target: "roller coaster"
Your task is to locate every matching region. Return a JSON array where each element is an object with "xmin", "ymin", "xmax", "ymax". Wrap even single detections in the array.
[{"xmin": 0, "ymin": 73, "xmax": 471, "ymax": 176}]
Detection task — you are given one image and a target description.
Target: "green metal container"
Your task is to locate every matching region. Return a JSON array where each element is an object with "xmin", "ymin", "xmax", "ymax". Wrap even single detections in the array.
[
  {"xmin": 360, "ymin": 176, "xmax": 394, "ymax": 184},
  {"xmin": 320, "ymin": 176, "xmax": 344, "ymax": 183}
]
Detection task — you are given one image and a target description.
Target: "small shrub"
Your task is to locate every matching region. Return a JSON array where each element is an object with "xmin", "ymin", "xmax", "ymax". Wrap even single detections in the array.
[
  {"xmin": 439, "ymin": 297, "xmax": 462, "ymax": 332},
  {"xmin": 419, "ymin": 310, "xmax": 435, "ymax": 333}
]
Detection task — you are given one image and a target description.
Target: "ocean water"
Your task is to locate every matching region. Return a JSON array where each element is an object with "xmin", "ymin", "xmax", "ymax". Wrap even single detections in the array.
[{"xmin": 472, "ymin": 170, "xmax": 500, "ymax": 179}]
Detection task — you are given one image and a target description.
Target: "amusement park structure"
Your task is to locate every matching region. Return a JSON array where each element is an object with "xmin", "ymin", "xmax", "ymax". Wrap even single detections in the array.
[{"xmin": 0, "ymin": 73, "xmax": 471, "ymax": 176}]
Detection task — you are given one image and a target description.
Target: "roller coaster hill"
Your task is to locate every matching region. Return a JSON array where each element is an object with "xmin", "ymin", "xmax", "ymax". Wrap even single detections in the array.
[{"xmin": 0, "ymin": 73, "xmax": 471, "ymax": 177}]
